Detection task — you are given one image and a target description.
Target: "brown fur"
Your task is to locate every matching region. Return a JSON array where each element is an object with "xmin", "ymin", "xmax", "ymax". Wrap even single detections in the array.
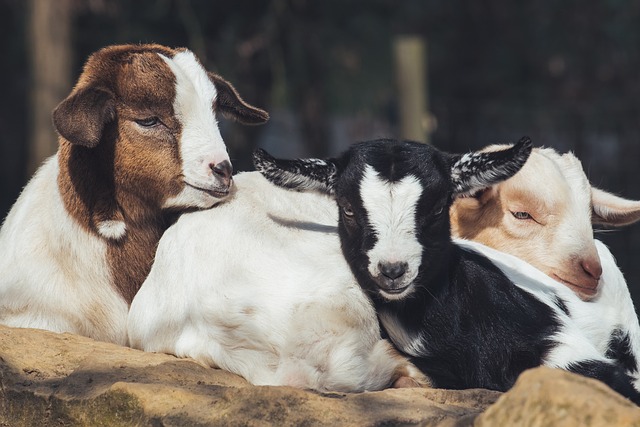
[{"xmin": 53, "ymin": 44, "xmax": 268, "ymax": 303}]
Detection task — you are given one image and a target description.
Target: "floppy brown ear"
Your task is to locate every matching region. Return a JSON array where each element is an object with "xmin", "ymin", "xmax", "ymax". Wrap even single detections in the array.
[
  {"xmin": 52, "ymin": 86, "xmax": 116, "ymax": 148},
  {"xmin": 208, "ymin": 72, "xmax": 269, "ymax": 125}
]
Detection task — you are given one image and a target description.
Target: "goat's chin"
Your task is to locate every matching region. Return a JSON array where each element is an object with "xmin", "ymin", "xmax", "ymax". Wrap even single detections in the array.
[
  {"xmin": 162, "ymin": 184, "xmax": 232, "ymax": 210},
  {"xmin": 549, "ymin": 272, "xmax": 600, "ymax": 301},
  {"xmin": 377, "ymin": 284, "xmax": 415, "ymax": 301}
]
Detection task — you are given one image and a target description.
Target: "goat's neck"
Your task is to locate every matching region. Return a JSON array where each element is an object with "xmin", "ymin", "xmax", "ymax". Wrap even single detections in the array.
[
  {"xmin": 375, "ymin": 243, "xmax": 461, "ymax": 324},
  {"xmin": 58, "ymin": 140, "xmax": 167, "ymax": 234},
  {"xmin": 58, "ymin": 141, "xmax": 170, "ymax": 304}
]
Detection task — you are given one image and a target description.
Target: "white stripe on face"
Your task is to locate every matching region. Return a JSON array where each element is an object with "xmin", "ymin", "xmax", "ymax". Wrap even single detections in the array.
[
  {"xmin": 160, "ymin": 51, "xmax": 230, "ymax": 209},
  {"xmin": 360, "ymin": 165, "xmax": 423, "ymax": 299}
]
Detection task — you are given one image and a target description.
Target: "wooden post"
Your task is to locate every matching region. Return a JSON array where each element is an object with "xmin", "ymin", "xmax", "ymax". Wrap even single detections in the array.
[
  {"xmin": 27, "ymin": 0, "xmax": 73, "ymax": 175},
  {"xmin": 393, "ymin": 36, "xmax": 431, "ymax": 144}
]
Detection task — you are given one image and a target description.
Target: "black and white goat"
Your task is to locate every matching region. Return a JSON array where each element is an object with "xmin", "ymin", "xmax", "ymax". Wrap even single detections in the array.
[{"xmin": 255, "ymin": 137, "xmax": 640, "ymax": 404}]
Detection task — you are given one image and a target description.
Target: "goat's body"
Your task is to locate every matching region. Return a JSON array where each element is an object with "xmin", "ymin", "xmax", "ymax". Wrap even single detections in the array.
[
  {"xmin": 377, "ymin": 238, "xmax": 640, "ymax": 398},
  {"xmin": 0, "ymin": 157, "xmax": 128, "ymax": 344},
  {"xmin": 128, "ymin": 172, "xmax": 417, "ymax": 391},
  {"xmin": 459, "ymin": 239, "xmax": 640, "ymax": 381},
  {"xmin": 593, "ymin": 241, "xmax": 640, "ymax": 376},
  {"xmin": 378, "ymin": 244, "xmax": 558, "ymax": 390}
]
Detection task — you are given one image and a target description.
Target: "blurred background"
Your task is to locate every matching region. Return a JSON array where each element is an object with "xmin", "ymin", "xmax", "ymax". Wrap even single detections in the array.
[{"xmin": 2, "ymin": 0, "xmax": 640, "ymax": 301}]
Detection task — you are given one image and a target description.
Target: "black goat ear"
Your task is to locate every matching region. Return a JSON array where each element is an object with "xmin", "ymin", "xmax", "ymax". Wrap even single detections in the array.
[
  {"xmin": 52, "ymin": 86, "xmax": 116, "ymax": 148},
  {"xmin": 209, "ymin": 72, "xmax": 269, "ymax": 125},
  {"xmin": 253, "ymin": 148, "xmax": 339, "ymax": 195},
  {"xmin": 450, "ymin": 136, "xmax": 533, "ymax": 196}
]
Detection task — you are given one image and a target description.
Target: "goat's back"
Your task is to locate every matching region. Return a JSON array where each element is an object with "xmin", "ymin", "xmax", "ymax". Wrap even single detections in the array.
[{"xmin": 128, "ymin": 172, "xmax": 409, "ymax": 391}]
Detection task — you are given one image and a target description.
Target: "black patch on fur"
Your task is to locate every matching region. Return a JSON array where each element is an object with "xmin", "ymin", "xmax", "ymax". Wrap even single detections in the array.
[
  {"xmin": 567, "ymin": 359, "xmax": 640, "ymax": 404},
  {"xmin": 553, "ymin": 295, "xmax": 570, "ymax": 316},
  {"xmin": 606, "ymin": 329, "xmax": 638, "ymax": 373},
  {"xmin": 450, "ymin": 136, "xmax": 532, "ymax": 196},
  {"xmin": 253, "ymin": 148, "xmax": 338, "ymax": 194}
]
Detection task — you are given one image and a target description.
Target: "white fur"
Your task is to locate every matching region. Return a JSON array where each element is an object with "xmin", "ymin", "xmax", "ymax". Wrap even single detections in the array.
[
  {"xmin": 97, "ymin": 220, "xmax": 127, "ymax": 240},
  {"xmin": 379, "ymin": 311, "xmax": 427, "ymax": 357},
  {"xmin": 0, "ymin": 158, "xmax": 129, "ymax": 344},
  {"xmin": 160, "ymin": 51, "xmax": 230, "ymax": 210},
  {"xmin": 128, "ymin": 172, "xmax": 419, "ymax": 391},
  {"xmin": 360, "ymin": 165, "xmax": 423, "ymax": 299}
]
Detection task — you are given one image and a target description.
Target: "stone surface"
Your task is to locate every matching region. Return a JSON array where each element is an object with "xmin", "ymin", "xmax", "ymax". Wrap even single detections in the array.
[
  {"xmin": 476, "ymin": 366, "xmax": 640, "ymax": 427},
  {"xmin": 1, "ymin": 325, "xmax": 639, "ymax": 426},
  {"xmin": 0, "ymin": 325, "xmax": 498, "ymax": 426}
]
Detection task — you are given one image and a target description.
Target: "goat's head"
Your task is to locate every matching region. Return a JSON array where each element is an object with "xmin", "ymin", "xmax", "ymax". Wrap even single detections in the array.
[
  {"xmin": 255, "ymin": 137, "xmax": 532, "ymax": 302},
  {"xmin": 451, "ymin": 146, "xmax": 640, "ymax": 301},
  {"xmin": 53, "ymin": 44, "xmax": 269, "ymax": 233}
]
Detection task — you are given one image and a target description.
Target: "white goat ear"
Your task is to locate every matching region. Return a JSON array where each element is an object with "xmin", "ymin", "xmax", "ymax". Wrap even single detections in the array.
[
  {"xmin": 253, "ymin": 148, "xmax": 339, "ymax": 195},
  {"xmin": 450, "ymin": 136, "xmax": 533, "ymax": 196},
  {"xmin": 591, "ymin": 187, "xmax": 640, "ymax": 226}
]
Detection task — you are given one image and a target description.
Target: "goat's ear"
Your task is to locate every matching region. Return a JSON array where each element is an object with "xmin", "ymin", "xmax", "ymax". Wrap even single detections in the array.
[
  {"xmin": 591, "ymin": 187, "xmax": 640, "ymax": 226},
  {"xmin": 209, "ymin": 72, "xmax": 269, "ymax": 125},
  {"xmin": 253, "ymin": 148, "xmax": 339, "ymax": 195},
  {"xmin": 450, "ymin": 136, "xmax": 532, "ymax": 196},
  {"xmin": 52, "ymin": 87, "xmax": 116, "ymax": 148}
]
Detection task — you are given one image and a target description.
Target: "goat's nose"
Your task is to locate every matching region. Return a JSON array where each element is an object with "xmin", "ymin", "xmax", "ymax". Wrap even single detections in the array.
[
  {"xmin": 211, "ymin": 160, "xmax": 233, "ymax": 187},
  {"xmin": 379, "ymin": 262, "xmax": 408, "ymax": 280},
  {"xmin": 581, "ymin": 257, "xmax": 603, "ymax": 281}
]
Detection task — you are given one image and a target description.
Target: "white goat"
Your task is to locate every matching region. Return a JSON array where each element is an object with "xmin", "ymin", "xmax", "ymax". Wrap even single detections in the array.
[
  {"xmin": 450, "ymin": 145, "xmax": 640, "ymax": 377},
  {"xmin": 0, "ymin": 44, "xmax": 268, "ymax": 345},
  {"xmin": 128, "ymin": 171, "xmax": 424, "ymax": 391}
]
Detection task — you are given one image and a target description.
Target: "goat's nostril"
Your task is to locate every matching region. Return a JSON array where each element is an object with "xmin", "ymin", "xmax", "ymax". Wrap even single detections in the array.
[
  {"xmin": 581, "ymin": 258, "xmax": 603, "ymax": 281},
  {"xmin": 211, "ymin": 160, "xmax": 233, "ymax": 183},
  {"xmin": 379, "ymin": 262, "xmax": 408, "ymax": 280}
]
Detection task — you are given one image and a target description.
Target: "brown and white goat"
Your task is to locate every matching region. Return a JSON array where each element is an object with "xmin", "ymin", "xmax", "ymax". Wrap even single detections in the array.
[
  {"xmin": 451, "ymin": 146, "xmax": 640, "ymax": 300},
  {"xmin": 0, "ymin": 44, "xmax": 268, "ymax": 344}
]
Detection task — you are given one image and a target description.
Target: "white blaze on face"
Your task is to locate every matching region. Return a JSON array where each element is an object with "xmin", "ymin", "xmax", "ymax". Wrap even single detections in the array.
[
  {"xmin": 160, "ymin": 50, "xmax": 231, "ymax": 209},
  {"xmin": 360, "ymin": 165, "xmax": 424, "ymax": 296}
]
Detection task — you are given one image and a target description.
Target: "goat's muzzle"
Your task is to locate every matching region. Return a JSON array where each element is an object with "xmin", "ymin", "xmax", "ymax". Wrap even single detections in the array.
[
  {"xmin": 211, "ymin": 160, "xmax": 233, "ymax": 189},
  {"xmin": 374, "ymin": 261, "xmax": 411, "ymax": 297}
]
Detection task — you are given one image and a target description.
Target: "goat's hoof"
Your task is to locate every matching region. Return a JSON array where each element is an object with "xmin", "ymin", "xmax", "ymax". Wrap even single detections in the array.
[{"xmin": 392, "ymin": 376, "xmax": 422, "ymax": 388}]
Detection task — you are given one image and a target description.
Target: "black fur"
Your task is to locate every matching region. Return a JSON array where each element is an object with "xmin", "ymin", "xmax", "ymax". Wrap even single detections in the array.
[
  {"xmin": 385, "ymin": 248, "xmax": 559, "ymax": 391},
  {"xmin": 450, "ymin": 136, "xmax": 532, "ymax": 196},
  {"xmin": 253, "ymin": 148, "xmax": 338, "ymax": 194},
  {"xmin": 553, "ymin": 295, "xmax": 570, "ymax": 316},
  {"xmin": 606, "ymin": 329, "xmax": 638, "ymax": 373},
  {"xmin": 567, "ymin": 359, "xmax": 640, "ymax": 401}
]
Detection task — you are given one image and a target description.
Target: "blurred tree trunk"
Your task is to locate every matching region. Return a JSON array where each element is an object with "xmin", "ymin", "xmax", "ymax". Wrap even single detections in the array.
[
  {"xmin": 394, "ymin": 36, "xmax": 429, "ymax": 144},
  {"xmin": 27, "ymin": 0, "xmax": 73, "ymax": 175}
]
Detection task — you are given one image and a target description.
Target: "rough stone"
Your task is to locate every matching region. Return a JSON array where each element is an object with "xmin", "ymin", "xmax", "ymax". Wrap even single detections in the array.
[
  {"xmin": 1, "ymin": 325, "xmax": 639, "ymax": 426},
  {"xmin": 476, "ymin": 366, "xmax": 640, "ymax": 427}
]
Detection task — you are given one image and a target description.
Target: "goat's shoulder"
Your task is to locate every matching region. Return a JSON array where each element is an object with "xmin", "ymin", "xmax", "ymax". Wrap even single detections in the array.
[{"xmin": 446, "ymin": 241, "xmax": 563, "ymax": 329}]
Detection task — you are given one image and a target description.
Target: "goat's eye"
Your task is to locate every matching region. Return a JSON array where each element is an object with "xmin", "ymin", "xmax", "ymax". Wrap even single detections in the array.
[
  {"xmin": 511, "ymin": 211, "xmax": 532, "ymax": 220},
  {"xmin": 135, "ymin": 117, "xmax": 160, "ymax": 127},
  {"xmin": 342, "ymin": 205, "xmax": 355, "ymax": 218}
]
